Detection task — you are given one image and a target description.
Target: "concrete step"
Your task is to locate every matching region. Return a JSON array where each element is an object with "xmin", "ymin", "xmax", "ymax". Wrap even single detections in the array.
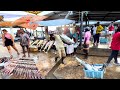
[{"xmin": 77, "ymin": 47, "xmax": 120, "ymax": 57}]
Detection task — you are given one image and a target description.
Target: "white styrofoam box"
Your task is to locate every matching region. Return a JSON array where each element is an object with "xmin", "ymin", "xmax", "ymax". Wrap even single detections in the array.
[{"xmin": 117, "ymin": 58, "xmax": 120, "ymax": 63}]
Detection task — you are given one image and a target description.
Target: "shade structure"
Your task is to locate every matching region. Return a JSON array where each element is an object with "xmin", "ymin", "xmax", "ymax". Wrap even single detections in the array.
[
  {"xmin": 0, "ymin": 21, "xmax": 12, "ymax": 27},
  {"xmin": 37, "ymin": 19, "xmax": 75, "ymax": 26},
  {"xmin": 12, "ymin": 15, "xmax": 47, "ymax": 26}
]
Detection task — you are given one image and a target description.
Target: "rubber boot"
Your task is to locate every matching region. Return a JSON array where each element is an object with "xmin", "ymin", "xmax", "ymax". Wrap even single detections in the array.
[
  {"xmin": 55, "ymin": 57, "xmax": 58, "ymax": 62},
  {"xmin": 61, "ymin": 57, "xmax": 65, "ymax": 64},
  {"xmin": 84, "ymin": 53, "xmax": 88, "ymax": 59}
]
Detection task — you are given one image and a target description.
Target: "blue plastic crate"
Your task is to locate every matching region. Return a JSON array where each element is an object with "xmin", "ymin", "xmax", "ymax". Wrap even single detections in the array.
[
  {"xmin": 100, "ymin": 38, "xmax": 108, "ymax": 44},
  {"xmin": 83, "ymin": 64, "xmax": 104, "ymax": 79}
]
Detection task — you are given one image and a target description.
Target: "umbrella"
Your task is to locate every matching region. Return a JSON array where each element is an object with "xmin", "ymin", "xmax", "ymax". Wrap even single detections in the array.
[
  {"xmin": 29, "ymin": 23, "xmax": 39, "ymax": 30},
  {"xmin": 12, "ymin": 15, "xmax": 33, "ymax": 26},
  {"xmin": 30, "ymin": 15, "xmax": 47, "ymax": 22},
  {"xmin": 18, "ymin": 23, "xmax": 30, "ymax": 29},
  {"xmin": 12, "ymin": 15, "xmax": 47, "ymax": 26},
  {"xmin": 37, "ymin": 19, "xmax": 75, "ymax": 26},
  {"xmin": 19, "ymin": 22, "xmax": 38, "ymax": 30},
  {"xmin": 0, "ymin": 21, "xmax": 12, "ymax": 27}
]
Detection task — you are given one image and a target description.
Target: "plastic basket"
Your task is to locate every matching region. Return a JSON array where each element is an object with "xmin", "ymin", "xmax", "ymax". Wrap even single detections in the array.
[
  {"xmin": 83, "ymin": 64, "xmax": 105, "ymax": 79},
  {"xmin": 100, "ymin": 38, "xmax": 108, "ymax": 44}
]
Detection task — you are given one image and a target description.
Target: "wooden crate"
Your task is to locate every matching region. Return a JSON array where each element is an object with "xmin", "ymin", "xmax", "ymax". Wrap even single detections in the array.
[{"xmin": 30, "ymin": 47, "xmax": 38, "ymax": 52}]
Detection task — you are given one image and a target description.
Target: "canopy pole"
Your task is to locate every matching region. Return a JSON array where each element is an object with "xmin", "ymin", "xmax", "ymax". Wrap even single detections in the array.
[
  {"xmin": 41, "ymin": 26, "xmax": 44, "ymax": 38},
  {"xmin": 88, "ymin": 20, "xmax": 89, "ymax": 26},
  {"xmin": 85, "ymin": 19, "xmax": 87, "ymax": 26},
  {"xmin": 30, "ymin": 29, "xmax": 33, "ymax": 37},
  {"xmin": 33, "ymin": 30, "xmax": 35, "ymax": 37},
  {"xmin": 80, "ymin": 11, "xmax": 84, "ymax": 49},
  {"xmin": 36, "ymin": 30, "xmax": 37, "ymax": 37}
]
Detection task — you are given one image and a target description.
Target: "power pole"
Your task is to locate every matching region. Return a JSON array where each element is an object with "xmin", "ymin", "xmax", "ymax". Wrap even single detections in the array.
[{"xmin": 80, "ymin": 11, "xmax": 84, "ymax": 49}]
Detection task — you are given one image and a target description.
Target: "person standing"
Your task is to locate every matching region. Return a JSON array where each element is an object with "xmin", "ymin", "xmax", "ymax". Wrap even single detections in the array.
[
  {"xmin": 72, "ymin": 26, "xmax": 78, "ymax": 43},
  {"xmin": 63, "ymin": 26, "xmax": 72, "ymax": 38},
  {"xmin": 92, "ymin": 24, "xmax": 97, "ymax": 46},
  {"xmin": 83, "ymin": 27, "xmax": 91, "ymax": 59},
  {"xmin": 108, "ymin": 22, "xmax": 115, "ymax": 35},
  {"xmin": 94, "ymin": 22, "xmax": 104, "ymax": 47},
  {"xmin": 54, "ymin": 27, "xmax": 66, "ymax": 64},
  {"xmin": 2, "ymin": 29, "xmax": 20, "ymax": 59},
  {"xmin": 108, "ymin": 22, "xmax": 115, "ymax": 47},
  {"xmin": 64, "ymin": 26, "xmax": 75, "ymax": 56},
  {"xmin": 44, "ymin": 26, "xmax": 50, "ymax": 41},
  {"xmin": 105, "ymin": 26, "xmax": 120, "ymax": 66},
  {"xmin": 19, "ymin": 29, "xmax": 30, "ymax": 57}
]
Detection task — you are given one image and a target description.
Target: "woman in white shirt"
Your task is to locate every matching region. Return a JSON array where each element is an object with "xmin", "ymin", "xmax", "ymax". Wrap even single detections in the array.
[{"xmin": 92, "ymin": 24, "xmax": 97, "ymax": 46}]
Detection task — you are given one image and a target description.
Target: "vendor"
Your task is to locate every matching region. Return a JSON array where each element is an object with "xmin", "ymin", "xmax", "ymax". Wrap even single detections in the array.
[
  {"xmin": 54, "ymin": 27, "xmax": 66, "ymax": 64},
  {"xmin": 83, "ymin": 27, "xmax": 91, "ymax": 59}
]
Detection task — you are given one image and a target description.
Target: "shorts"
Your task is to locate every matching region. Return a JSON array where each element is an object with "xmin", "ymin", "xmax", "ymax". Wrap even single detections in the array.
[
  {"xmin": 56, "ymin": 47, "xmax": 66, "ymax": 58},
  {"xmin": 21, "ymin": 45, "xmax": 29, "ymax": 52},
  {"xmin": 21, "ymin": 45, "xmax": 29, "ymax": 49},
  {"xmin": 5, "ymin": 39, "xmax": 13, "ymax": 47},
  {"xmin": 83, "ymin": 44, "xmax": 89, "ymax": 53}
]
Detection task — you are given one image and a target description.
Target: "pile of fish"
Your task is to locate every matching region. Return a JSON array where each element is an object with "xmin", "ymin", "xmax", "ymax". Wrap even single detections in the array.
[
  {"xmin": 0, "ymin": 57, "xmax": 10, "ymax": 68},
  {"xmin": 1, "ymin": 60, "xmax": 18, "ymax": 79},
  {"xmin": 0, "ymin": 57, "xmax": 9, "ymax": 63},
  {"xmin": 1, "ymin": 58, "xmax": 43, "ymax": 79},
  {"xmin": 11, "ymin": 59, "xmax": 42, "ymax": 79}
]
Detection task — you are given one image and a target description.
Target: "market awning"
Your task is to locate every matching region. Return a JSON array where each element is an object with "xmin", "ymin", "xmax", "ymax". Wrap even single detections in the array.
[
  {"xmin": 43, "ymin": 11, "xmax": 120, "ymax": 22},
  {"xmin": 37, "ymin": 19, "xmax": 75, "ymax": 26}
]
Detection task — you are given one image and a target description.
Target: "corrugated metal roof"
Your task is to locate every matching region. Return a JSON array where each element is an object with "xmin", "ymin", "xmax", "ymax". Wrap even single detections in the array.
[{"xmin": 44, "ymin": 11, "xmax": 120, "ymax": 22}]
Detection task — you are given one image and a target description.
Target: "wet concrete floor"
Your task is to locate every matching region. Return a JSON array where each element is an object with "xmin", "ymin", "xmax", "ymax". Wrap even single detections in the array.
[{"xmin": 0, "ymin": 40, "xmax": 120, "ymax": 79}]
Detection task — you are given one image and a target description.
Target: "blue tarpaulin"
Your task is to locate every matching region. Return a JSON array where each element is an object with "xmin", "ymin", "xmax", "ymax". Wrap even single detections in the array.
[{"xmin": 36, "ymin": 19, "xmax": 75, "ymax": 26}]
